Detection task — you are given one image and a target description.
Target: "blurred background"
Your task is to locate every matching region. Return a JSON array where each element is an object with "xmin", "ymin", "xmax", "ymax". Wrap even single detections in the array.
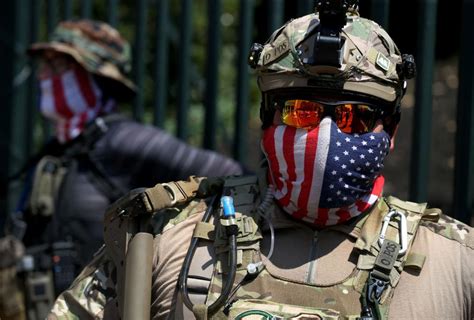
[{"xmin": 0, "ymin": 0, "xmax": 472, "ymax": 226}]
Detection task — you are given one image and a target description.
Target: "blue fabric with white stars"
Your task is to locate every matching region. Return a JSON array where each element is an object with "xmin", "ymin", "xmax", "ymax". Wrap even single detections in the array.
[{"xmin": 319, "ymin": 121, "xmax": 390, "ymax": 207}]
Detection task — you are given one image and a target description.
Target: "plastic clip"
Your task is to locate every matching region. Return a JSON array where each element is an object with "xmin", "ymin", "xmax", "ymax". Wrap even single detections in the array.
[
  {"xmin": 221, "ymin": 196, "xmax": 235, "ymax": 218},
  {"xmin": 220, "ymin": 196, "xmax": 238, "ymax": 236},
  {"xmin": 367, "ymin": 274, "xmax": 389, "ymax": 303},
  {"xmin": 378, "ymin": 209, "xmax": 408, "ymax": 256}
]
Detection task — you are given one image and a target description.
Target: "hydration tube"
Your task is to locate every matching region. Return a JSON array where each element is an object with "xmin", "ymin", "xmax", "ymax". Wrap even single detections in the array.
[{"xmin": 179, "ymin": 194, "xmax": 239, "ymax": 314}]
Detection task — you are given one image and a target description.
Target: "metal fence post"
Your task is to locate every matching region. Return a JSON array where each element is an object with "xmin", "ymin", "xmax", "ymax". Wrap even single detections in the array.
[
  {"xmin": 153, "ymin": 0, "xmax": 169, "ymax": 128},
  {"xmin": 108, "ymin": 0, "xmax": 120, "ymax": 27},
  {"xmin": 47, "ymin": 0, "xmax": 59, "ymax": 36},
  {"xmin": 203, "ymin": 0, "xmax": 221, "ymax": 150},
  {"xmin": 25, "ymin": 0, "xmax": 41, "ymax": 157},
  {"xmin": 234, "ymin": 0, "xmax": 254, "ymax": 163},
  {"xmin": 371, "ymin": 0, "xmax": 390, "ymax": 29},
  {"xmin": 268, "ymin": 0, "xmax": 284, "ymax": 35},
  {"xmin": 177, "ymin": 0, "xmax": 193, "ymax": 140},
  {"xmin": 82, "ymin": 0, "xmax": 92, "ymax": 19},
  {"xmin": 453, "ymin": 0, "xmax": 474, "ymax": 224},
  {"xmin": 297, "ymin": 0, "xmax": 313, "ymax": 16},
  {"xmin": 409, "ymin": 0, "xmax": 437, "ymax": 203},
  {"xmin": 133, "ymin": 0, "xmax": 148, "ymax": 121},
  {"xmin": 0, "ymin": 0, "xmax": 31, "ymax": 235},
  {"xmin": 64, "ymin": 0, "xmax": 73, "ymax": 20}
]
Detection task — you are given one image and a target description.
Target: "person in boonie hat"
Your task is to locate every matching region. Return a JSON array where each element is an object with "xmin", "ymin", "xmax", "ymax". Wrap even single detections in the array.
[
  {"xmin": 18, "ymin": 19, "xmax": 247, "ymax": 301},
  {"xmin": 28, "ymin": 20, "xmax": 136, "ymax": 142}
]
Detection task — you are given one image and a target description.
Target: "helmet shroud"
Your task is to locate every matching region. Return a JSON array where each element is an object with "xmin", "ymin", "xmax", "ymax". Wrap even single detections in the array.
[{"xmin": 252, "ymin": 11, "xmax": 410, "ymax": 133}]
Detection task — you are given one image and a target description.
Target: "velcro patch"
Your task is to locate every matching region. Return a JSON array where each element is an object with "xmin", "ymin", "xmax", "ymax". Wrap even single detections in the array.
[
  {"xmin": 376, "ymin": 52, "xmax": 391, "ymax": 71},
  {"xmin": 262, "ymin": 39, "xmax": 290, "ymax": 65}
]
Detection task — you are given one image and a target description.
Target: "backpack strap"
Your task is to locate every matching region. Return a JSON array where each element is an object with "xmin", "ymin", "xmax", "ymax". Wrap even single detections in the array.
[
  {"xmin": 70, "ymin": 114, "xmax": 130, "ymax": 201},
  {"xmin": 355, "ymin": 196, "xmax": 441, "ymax": 319}
]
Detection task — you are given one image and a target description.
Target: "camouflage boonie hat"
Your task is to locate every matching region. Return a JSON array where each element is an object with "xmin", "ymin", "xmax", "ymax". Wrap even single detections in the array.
[
  {"xmin": 254, "ymin": 12, "xmax": 405, "ymax": 104},
  {"xmin": 28, "ymin": 19, "xmax": 136, "ymax": 99}
]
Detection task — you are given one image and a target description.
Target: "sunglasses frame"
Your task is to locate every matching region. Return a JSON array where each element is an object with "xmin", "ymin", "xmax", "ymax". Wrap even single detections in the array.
[
  {"xmin": 261, "ymin": 89, "xmax": 400, "ymax": 135},
  {"xmin": 280, "ymin": 99, "xmax": 385, "ymax": 132}
]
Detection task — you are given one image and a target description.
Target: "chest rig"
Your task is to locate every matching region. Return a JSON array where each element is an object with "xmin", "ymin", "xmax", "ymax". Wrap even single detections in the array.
[{"xmin": 179, "ymin": 175, "xmax": 441, "ymax": 320}]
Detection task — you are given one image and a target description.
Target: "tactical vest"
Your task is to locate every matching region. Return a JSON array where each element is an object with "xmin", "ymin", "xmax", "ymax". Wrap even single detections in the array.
[
  {"xmin": 178, "ymin": 175, "xmax": 441, "ymax": 320},
  {"xmin": 27, "ymin": 115, "xmax": 127, "ymax": 220},
  {"xmin": 107, "ymin": 174, "xmax": 441, "ymax": 320}
]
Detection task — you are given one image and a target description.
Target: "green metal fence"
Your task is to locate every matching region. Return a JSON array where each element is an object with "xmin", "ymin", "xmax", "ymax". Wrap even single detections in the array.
[{"xmin": 0, "ymin": 0, "xmax": 472, "ymax": 230}]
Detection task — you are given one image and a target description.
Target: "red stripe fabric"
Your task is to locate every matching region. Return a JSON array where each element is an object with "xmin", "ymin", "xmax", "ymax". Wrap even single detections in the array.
[
  {"xmin": 336, "ymin": 208, "xmax": 351, "ymax": 224},
  {"xmin": 77, "ymin": 112, "xmax": 89, "ymax": 132},
  {"xmin": 262, "ymin": 126, "xmax": 283, "ymax": 190},
  {"xmin": 74, "ymin": 67, "xmax": 97, "ymax": 108},
  {"xmin": 279, "ymin": 127, "xmax": 297, "ymax": 207},
  {"xmin": 314, "ymin": 208, "xmax": 329, "ymax": 226},
  {"xmin": 355, "ymin": 175, "xmax": 384, "ymax": 212},
  {"xmin": 52, "ymin": 76, "xmax": 74, "ymax": 118},
  {"xmin": 262, "ymin": 125, "xmax": 386, "ymax": 228},
  {"xmin": 293, "ymin": 127, "xmax": 319, "ymax": 219},
  {"xmin": 40, "ymin": 67, "xmax": 115, "ymax": 143}
]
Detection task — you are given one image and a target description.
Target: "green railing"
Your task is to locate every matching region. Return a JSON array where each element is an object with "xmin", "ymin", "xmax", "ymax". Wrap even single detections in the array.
[{"xmin": 0, "ymin": 0, "xmax": 472, "ymax": 231}]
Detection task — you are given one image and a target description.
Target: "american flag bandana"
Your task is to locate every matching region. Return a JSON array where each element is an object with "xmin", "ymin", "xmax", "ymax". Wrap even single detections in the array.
[
  {"xmin": 39, "ymin": 65, "xmax": 116, "ymax": 143},
  {"xmin": 261, "ymin": 117, "xmax": 390, "ymax": 227}
]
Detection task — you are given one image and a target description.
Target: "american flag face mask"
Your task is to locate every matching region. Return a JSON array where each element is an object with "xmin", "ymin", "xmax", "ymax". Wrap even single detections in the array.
[
  {"xmin": 261, "ymin": 117, "xmax": 390, "ymax": 227},
  {"xmin": 39, "ymin": 65, "xmax": 116, "ymax": 143}
]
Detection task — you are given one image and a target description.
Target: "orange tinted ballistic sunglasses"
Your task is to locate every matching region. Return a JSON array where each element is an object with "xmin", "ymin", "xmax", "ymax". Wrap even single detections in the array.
[{"xmin": 280, "ymin": 99, "xmax": 385, "ymax": 134}]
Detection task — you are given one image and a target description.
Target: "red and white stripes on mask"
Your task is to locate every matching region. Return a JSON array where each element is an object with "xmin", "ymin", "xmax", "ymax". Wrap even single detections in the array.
[
  {"xmin": 39, "ymin": 65, "xmax": 116, "ymax": 143},
  {"xmin": 261, "ymin": 117, "xmax": 390, "ymax": 227}
]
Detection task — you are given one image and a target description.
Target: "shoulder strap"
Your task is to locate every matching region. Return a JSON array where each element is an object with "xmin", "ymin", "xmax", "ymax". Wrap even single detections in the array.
[
  {"xmin": 355, "ymin": 196, "xmax": 439, "ymax": 319},
  {"xmin": 67, "ymin": 114, "xmax": 130, "ymax": 201}
]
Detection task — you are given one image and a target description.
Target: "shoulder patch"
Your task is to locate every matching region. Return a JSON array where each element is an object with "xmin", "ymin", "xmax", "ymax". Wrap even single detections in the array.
[{"xmin": 421, "ymin": 214, "xmax": 474, "ymax": 249}]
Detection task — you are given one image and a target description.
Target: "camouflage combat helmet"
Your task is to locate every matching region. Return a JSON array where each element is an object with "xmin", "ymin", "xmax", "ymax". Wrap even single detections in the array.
[
  {"xmin": 249, "ymin": 1, "xmax": 416, "ymax": 127},
  {"xmin": 28, "ymin": 19, "xmax": 136, "ymax": 100}
]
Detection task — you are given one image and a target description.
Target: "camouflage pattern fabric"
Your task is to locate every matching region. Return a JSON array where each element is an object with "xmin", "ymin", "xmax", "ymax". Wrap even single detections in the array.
[
  {"xmin": 0, "ymin": 266, "xmax": 26, "ymax": 320},
  {"xmin": 256, "ymin": 12, "xmax": 404, "ymax": 103},
  {"xmin": 0, "ymin": 236, "xmax": 26, "ymax": 320},
  {"xmin": 421, "ymin": 214, "xmax": 474, "ymax": 249},
  {"xmin": 45, "ymin": 175, "xmax": 474, "ymax": 319},
  {"xmin": 47, "ymin": 248, "xmax": 116, "ymax": 320},
  {"xmin": 28, "ymin": 19, "xmax": 136, "ymax": 99}
]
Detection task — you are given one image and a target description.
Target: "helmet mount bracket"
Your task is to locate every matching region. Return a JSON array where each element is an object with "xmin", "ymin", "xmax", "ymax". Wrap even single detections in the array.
[{"xmin": 303, "ymin": 0, "xmax": 357, "ymax": 67}]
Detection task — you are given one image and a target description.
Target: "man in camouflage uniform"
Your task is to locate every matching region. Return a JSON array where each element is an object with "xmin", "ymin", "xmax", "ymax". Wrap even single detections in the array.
[{"xmin": 48, "ymin": 3, "xmax": 473, "ymax": 320}]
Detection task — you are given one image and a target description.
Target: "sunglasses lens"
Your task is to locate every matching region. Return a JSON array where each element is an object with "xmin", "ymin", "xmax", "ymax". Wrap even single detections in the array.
[
  {"xmin": 280, "ymin": 99, "xmax": 381, "ymax": 133},
  {"xmin": 281, "ymin": 100, "xmax": 323, "ymax": 129},
  {"xmin": 334, "ymin": 104, "xmax": 378, "ymax": 134}
]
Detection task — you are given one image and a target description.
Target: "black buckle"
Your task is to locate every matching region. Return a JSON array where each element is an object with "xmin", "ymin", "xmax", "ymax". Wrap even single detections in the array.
[
  {"xmin": 109, "ymin": 189, "xmax": 148, "ymax": 222},
  {"xmin": 367, "ymin": 273, "xmax": 389, "ymax": 303}
]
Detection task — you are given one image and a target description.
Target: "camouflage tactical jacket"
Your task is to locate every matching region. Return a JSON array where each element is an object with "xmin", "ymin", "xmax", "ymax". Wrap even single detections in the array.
[{"xmin": 48, "ymin": 175, "xmax": 473, "ymax": 320}]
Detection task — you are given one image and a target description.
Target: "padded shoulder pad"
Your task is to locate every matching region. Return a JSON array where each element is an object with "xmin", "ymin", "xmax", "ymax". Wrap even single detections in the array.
[
  {"xmin": 421, "ymin": 214, "xmax": 474, "ymax": 249},
  {"xmin": 102, "ymin": 176, "xmax": 221, "ymax": 311}
]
